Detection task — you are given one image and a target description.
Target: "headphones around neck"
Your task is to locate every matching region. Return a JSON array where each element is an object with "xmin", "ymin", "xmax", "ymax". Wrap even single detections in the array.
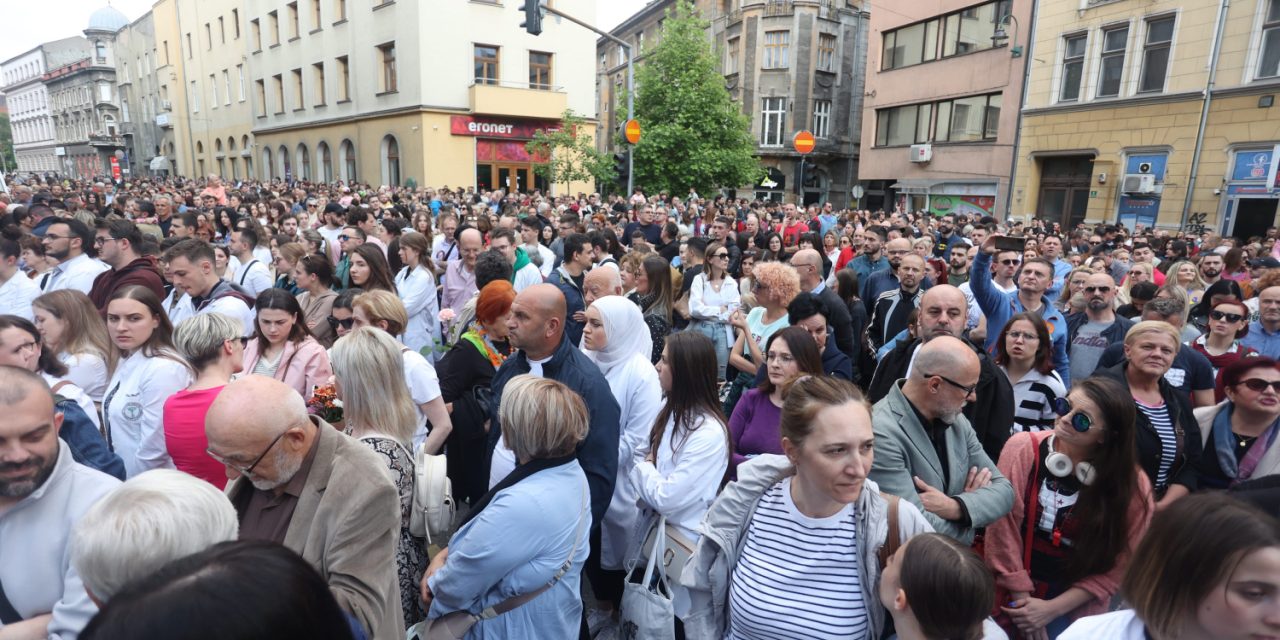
[{"xmin": 1045, "ymin": 434, "xmax": 1097, "ymax": 486}]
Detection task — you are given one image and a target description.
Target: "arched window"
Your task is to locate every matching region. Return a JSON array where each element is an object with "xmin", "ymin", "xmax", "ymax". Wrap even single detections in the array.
[
  {"xmin": 278, "ymin": 145, "xmax": 290, "ymax": 179},
  {"xmin": 228, "ymin": 137, "xmax": 236, "ymax": 152},
  {"xmin": 296, "ymin": 144, "xmax": 311, "ymax": 181},
  {"xmin": 339, "ymin": 139, "xmax": 356, "ymax": 182},
  {"xmin": 215, "ymin": 138, "xmax": 224, "ymax": 153},
  {"xmin": 196, "ymin": 140, "xmax": 204, "ymax": 154},
  {"xmin": 317, "ymin": 141, "xmax": 332, "ymax": 183},
  {"xmin": 381, "ymin": 135, "xmax": 401, "ymax": 187},
  {"xmin": 261, "ymin": 148, "xmax": 274, "ymax": 179}
]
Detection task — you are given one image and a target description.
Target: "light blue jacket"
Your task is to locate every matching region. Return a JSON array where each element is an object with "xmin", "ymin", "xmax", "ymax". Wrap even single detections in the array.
[
  {"xmin": 971, "ymin": 251, "xmax": 1072, "ymax": 386},
  {"xmin": 427, "ymin": 461, "xmax": 591, "ymax": 639}
]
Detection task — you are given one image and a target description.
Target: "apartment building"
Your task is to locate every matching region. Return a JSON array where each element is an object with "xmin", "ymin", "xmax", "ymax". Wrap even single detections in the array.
[
  {"xmin": 2, "ymin": 36, "xmax": 94, "ymax": 175},
  {"xmin": 114, "ymin": 10, "xmax": 179, "ymax": 177},
  {"xmin": 45, "ymin": 8, "xmax": 128, "ymax": 180},
  {"xmin": 1013, "ymin": 0, "xmax": 1280, "ymax": 237}
]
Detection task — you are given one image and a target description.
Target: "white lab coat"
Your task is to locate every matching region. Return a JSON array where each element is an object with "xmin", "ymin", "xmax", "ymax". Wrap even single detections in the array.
[
  {"xmin": 395, "ymin": 265, "xmax": 441, "ymax": 358},
  {"xmin": 103, "ymin": 350, "xmax": 192, "ymax": 477}
]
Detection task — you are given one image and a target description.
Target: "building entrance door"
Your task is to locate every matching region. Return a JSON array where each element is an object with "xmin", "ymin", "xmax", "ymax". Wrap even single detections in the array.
[
  {"xmin": 1037, "ymin": 156, "xmax": 1093, "ymax": 228},
  {"xmin": 495, "ymin": 164, "xmax": 531, "ymax": 193},
  {"xmin": 1232, "ymin": 197, "xmax": 1279, "ymax": 240}
]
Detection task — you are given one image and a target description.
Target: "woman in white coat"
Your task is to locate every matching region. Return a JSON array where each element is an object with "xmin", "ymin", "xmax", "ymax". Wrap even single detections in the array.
[
  {"xmin": 395, "ymin": 231, "xmax": 442, "ymax": 360},
  {"xmin": 103, "ymin": 285, "xmax": 193, "ymax": 477},
  {"xmin": 580, "ymin": 295, "xmax": 663, "ymax": 632}
]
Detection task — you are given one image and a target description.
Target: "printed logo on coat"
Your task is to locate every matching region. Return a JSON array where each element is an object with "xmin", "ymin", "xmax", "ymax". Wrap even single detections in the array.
[{"xmin": 122, "ymin": 402, "xmax": 144, "ymax": 421}]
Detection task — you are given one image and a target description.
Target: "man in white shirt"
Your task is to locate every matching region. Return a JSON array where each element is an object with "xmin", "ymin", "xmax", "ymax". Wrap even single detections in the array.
[
  {"xmin": 40, "ymin": 219, "xmax": 108, "ymax": 294},
  {"xmin": 161, "ymin": 239, "xmax": 256, "ymax": 334},
  {"xmin": 317, "ymin": 203, "xmax": 346, "ymax": 265},
  {"xmin": 0, "ymin": 231, "xmax": 39, "ymax": 320},
  {"xmin": 230, "ymin": 227, "xmax": 273, "ymax": 297},
  {"xmin": 520, "ymin": 216, "xmax": 555, "ymax": 277},
  {"xmin": 431, "ymin": 210, "xmax": 459, "ymax": 275},
  {"xmin": 490, "ymin": 229, "xmax": 543, "ymax": 293}
]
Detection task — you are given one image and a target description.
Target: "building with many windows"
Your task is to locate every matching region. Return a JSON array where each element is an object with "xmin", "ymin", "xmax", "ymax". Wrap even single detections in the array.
[
  {"xmin": 599, "ymin": 0, "xmax": 870, "ymax": 206},
  {"xmin": 1012, "ymin": 0, "xmax": 1280, "ymax": 237},
  {"xmin": 242, "ymin": 0, "xmax": 596, "ymax": 192},
  {"xmin": 114, "ymin": 10, "xmax": 178, "ymax": 177},
  {"xmin": 45, "ymin": 6, "xmax": 128, "ymax": 180},
  {"xmin": 2, "ymin": 37, "xmax": 93, "ymax": 175},
  {"xmin": 859, "ymin": 0, "xmax": 1030, "ymax": 216}
]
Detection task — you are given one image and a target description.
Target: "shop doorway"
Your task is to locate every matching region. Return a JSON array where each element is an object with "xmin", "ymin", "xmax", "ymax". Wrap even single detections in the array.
[
  {"xmin": 1232, "ymin": 197, "xmax": 1279, "ymax": 241},
  {"xmin": 1036, "ymin": 155, "xmax": 1093, "ymax": 229},
  {"xmin": 476, "ymin": 164, "xmax": 532, "ymax": 193}
]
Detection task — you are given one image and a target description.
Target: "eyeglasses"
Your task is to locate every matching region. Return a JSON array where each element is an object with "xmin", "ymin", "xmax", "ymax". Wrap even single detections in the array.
[
  {"xmin": 923, "ymin": 372, "xmax": 977, "ymax": 396},
  {"xmin": 93, "ymin": 236, "xmax": 122, "ymax": 246},
  {"xmin": 228, "ymin": 336, "xmax": 251, "ymax": 347},
  {"xmin": 1238, "ymin": 379, "xmax": 1280, "ymax": 393},
  {"xmin": 1210, "ymin": 310, "xmax": 1245, "ymax": 323},
  {"xmin": 327, "ymin": 315, "xmax": 355, "ymax": 330},
  {"xmin": 207, "ymin": 428, "xmax": 288, "ymax": 475},
  {"xmin": 766, "ymin": 351, "xmax": 795, "ymax": 364},
  {"xmin": 1007, "ymin": 330, "xmax": 1039, "ymax": 343},
  {"xmin": 1084, "ymin": 286, "xmax": 1112, "ymax": 293},
  {"xmin": 999, "ymin": 259, "xmax": 1022, "ymax": 266},
  {"xmin": 1052, "ymin": 397, "xmax": 1095, "ymax": 433}
]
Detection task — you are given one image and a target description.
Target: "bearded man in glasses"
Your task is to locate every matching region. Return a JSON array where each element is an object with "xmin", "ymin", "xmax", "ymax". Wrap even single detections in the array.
[{"xmin": 1066, "ymin": 272, "xmax": 1134, "ymax": 384}]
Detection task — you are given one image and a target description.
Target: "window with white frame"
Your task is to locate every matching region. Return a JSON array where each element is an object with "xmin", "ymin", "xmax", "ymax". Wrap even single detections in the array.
[
  {"xmin": 817, "ymin": 34, "xmax": 837, "ymax": 72},
  {"xmin": 1097, "ymin": 25, "xmax": 1128, "ymax": 97},
  {"xmin": 1059, "ymin": 33, "xmax": 1087, "ymax": 102},
  {"xmin": 763, "ymin": 31, "xmax": 790, "ymax": 69},
  {"xmin": 813, "ymin": 100, "xmax": 831, "ymax": 138},
  {"xmin": 1258, "ymin": 0, "xmax": 1280, "ymax": 78},
  {"xmin": 1139, "ymin": 16, "xmax": 1174, "ymax": 93},
  {"xmin": 761, "ymin": 97, "xmax": 786, "ymax": 146}
]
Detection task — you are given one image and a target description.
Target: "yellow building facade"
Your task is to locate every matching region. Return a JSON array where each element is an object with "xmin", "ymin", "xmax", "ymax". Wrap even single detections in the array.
[{"xmin": 1013, "ymin": 0, "xmax": 1280, "ymax": 238}]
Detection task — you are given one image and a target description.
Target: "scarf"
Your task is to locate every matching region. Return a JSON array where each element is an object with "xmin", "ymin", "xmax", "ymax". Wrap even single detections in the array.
[
  {"xmin": 1212, "ymin": 403, "xmax": 1280, "ymax": 484},
  {"xmin": 461, "ymin": 329, "xmax": 506, "ymax": 369},
  {"xmin": 509, "ymin": 247, "xmax": 532, "ymax": 283},
  {"xmin": 460, "ymin": 454, "xmax": 576, "ymax": 528}
]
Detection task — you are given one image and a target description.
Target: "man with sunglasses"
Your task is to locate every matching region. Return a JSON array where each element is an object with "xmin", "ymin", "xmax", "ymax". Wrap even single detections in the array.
[
  {"xmin": 869, "ymin": 336, "xmax": 1013, "ymax": 543},
  {"xmin": 974, "ymin": 235, "xmax": 1072, "ymax": 386},
  {"xmin": 1066, "ymin": 272, "xmax": 1134, "ymax": 384},
  {"xmin": 207, "ymin": 375, "xmax": 403, "ymax": 640}
]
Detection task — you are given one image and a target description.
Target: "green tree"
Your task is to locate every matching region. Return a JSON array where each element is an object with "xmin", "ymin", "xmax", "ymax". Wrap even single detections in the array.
[
  {"xmin": 627, "ymin": 0, "xmax": 759, "ymax": 196},
  {"xmin": 0, "ymin": 113, "xmax": 15, "ymax": 172},
  {"xmin": 526, "ymin": 109, "xmax": 616, "ymax": 188}
]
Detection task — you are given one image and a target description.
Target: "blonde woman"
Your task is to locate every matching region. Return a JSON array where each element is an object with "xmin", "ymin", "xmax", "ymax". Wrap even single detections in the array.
[
  {"xmin": 1166, "ymin": 260, "xmax": 1207, "ymax": 306},
  {"xmin": 331, "ymin": 326, "xmax": 427, "ymax": 629},
  {"xmin": 1055, "ymin": 268, "xmax": 1093, "ymax": 315},
  {"xmin": 33, "ymin": 289, "xmax": 116, "ymax": 403},
  {"xmin": 1118, "ymin": 262, "xmax": 1155, "ymax": 306}
]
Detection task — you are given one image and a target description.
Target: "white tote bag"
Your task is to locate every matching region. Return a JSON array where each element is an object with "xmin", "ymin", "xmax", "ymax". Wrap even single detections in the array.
[{"xmin": 618, "ymin": 515, "xmax": 677, "ymax": 640}]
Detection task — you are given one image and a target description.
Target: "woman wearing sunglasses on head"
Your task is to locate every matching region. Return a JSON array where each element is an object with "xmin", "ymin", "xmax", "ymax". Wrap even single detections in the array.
[
  {"xmin": 1194, "ymin": 358, "xmax": 1280, "ymax": 490},
  {"xmin": 985, "ymin": 376, "xmax": 1154, "ymax": 640},
  {"xmin": 1188, "ymin": 296, "xmax": 1257, "ymax": 402}
]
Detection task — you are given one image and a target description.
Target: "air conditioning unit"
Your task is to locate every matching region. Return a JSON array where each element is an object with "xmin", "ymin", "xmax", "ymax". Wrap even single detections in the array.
[
  {"xmin": 1121, "ymin": 173, "xmax": 1157, "ymax": 194},
  {"xmin": 160, "ymin": 100, "xmax": 171, "ymax": 110},
  {"xmin": 909, "ymin": 143, "xmax": 933, "ymax": 163}
]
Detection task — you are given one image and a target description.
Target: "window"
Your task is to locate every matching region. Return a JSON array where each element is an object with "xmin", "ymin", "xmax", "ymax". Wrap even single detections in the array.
[
  {"xmin": 1059, "ymin": 34, "xmax": 1087, "ymax": 101},
  {"xmin": 268, "ymin": 11, "xmax": 279, "ymax": 46},
  {"xmin": 205, "ymin": 24, "xmax": 212, "ymax": 50},
  {"xmin": 255, "ymin": 79, "xmax": 266, "ymax": 116},
  {"xmin": 251, "ymin": 19, "xmax": 261, "ymax": 50},
  {"xmin": 1139, "ymin": 16, "xmax": 1175, "ymax": 93},
  {"xmin": 272, "ymin": 74, "xmax": 284, "ymax": 113},
  {"xmin": 186, "ymin": 32, "xmax": 192, "ymax": 58},
  {"xmin": 232, "ymin": 10, "xmax": 240, "ymax": 38},
  {"xmin": 335, "ymin": 0, "xmax": 347, "ymax": 22},
  {"xmin": 95, "ymin": 41, "xmax": 107, "ymax": 62},
  {"xmin": 292, "ymin": 69, "xmax": 304, "ymax": 109},
  {"xmin": 163, "ymin": 40, "xmax": 170, "ymax": 64},
  {"xmin": 529, "ymin": 51, "xmax": 552, "ymax": 89},
  {"xmin": 222, "ymin": 70, "xmax": 231, "ymax": 105},
  {"xmin": 817, "ymin": 34, "xmax": 837, "ymax": 72},
  {"xmin": 813, "ymin": 100, "xmax": 831, "ymax": 138},
  {"xmin": 882, "ymin": 19, "xmax": 938, "ymax": 69},
  {"xmin": 763, "ymin": 31, "xmax": 790, "ymax": 69},
  {"xmin": 875, "ymin": 103, "xmax": 931, "ymax": 147},
  {"xmin": 475, "ymin": 45, "xmax": 499, "ymax": 85},
  {"xmin": 237, "ymin": 64, "xmax": 246, "ymax": 101},
  {"xmin": 382, "ymin": 135, "xmax": 400, "ymax": 186},
  {"xmin": 219, "ymin": 17, "xmax": 225, "ymax": 43},
  {"xmin": 1259, "ymin": 0, "xmax": 1280, "ymax": 78},
  {"xmin": 1096, "ymin": 26, "xmax": 1128, "ymax": 97},
  {"xmin": 761, "ymin": 97, "xmax": 786, "ymax": 146},
  {"xmin": 336, "ymin": 56, "xmax": 350, "ymax": 100},
  {"xmin": 313, "ymin": 62, "xmax": 326, "ymax": 105},
  {"xmin": 941, "ymin": 0, "xmax": 1010, "ymax": 57},
  {"xmin": 378, "ymin": 43, "xmax": 397, "ymax": 93},
  {"xmin": 209, "ymin": 73, "xmax": 218, "ymax": 107},
  {"xmin": 726, "ymin": 37, "xmax": 740, "ymax": 74},
  {"xmin": 98, "ymin": 82, "xmax": 112, "ymax": 102},
  {"xmin": 287, "ymin": 3, "xmax": 299, "ymax": 39},
  {"xmin": 936, "ymin": 93, "xmax": 1000, "ymax": 142},
  {"xmin": 189, "ymin": 79, "xmax": 199, "ymax": 112}
]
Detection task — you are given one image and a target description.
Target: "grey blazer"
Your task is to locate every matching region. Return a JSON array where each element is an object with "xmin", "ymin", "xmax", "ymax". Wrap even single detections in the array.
[{"xmin": 869, "ymin": 381, "xmax": 1014, "ymax": 543}]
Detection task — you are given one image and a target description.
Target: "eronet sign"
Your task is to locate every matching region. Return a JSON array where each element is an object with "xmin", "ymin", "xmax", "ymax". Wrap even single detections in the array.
[{"xmin": 449, "ymin": 115, "xmax": 560, "ymax": 140}]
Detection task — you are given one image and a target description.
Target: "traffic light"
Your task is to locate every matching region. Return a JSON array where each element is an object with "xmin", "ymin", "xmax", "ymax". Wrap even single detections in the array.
[
  {"xmin": 614, "ymin": 151, "xmax": 629, "ymax": 186},
  {"xmin": 520, "ymin": 0, "xmax": 543, "ymax": 35}
]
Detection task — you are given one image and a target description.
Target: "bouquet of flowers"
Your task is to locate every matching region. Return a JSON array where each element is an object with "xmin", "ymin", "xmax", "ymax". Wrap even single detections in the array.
[{"xmin": 307, "ymin": 383, "xmax": 344, "ymax": 426}]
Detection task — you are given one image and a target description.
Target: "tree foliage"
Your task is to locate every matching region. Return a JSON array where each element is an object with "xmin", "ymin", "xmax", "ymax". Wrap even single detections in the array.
[
  {"xmin": 628, "ymin": 0, "xmax": 759, "ymax": 195},
  {"xmin": 526, "ymin": 109, "xmax": 616, "ymax": 188},
  {"xmin": 0, "ymin": 114, "xmax": 15, "ymax": 172}
]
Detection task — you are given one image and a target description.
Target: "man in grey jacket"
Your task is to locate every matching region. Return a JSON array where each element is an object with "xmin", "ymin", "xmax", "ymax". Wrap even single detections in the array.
[{"xmin": 868, "ymin": 336, "xmax": 1014, "ymax": 543}]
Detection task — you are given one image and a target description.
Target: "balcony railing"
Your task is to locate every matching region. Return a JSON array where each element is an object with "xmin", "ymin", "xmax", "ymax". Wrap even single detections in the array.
[{"xmin": 764, "ymin": 0, "xmax": 794, "ymax": 17}]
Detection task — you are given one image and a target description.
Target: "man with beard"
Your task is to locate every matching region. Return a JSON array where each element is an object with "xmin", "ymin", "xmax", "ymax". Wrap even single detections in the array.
[
  {"xmin": 868, "ymin": 253, "xmax": 926, "ymax": 353},
  {"xmin": 1198, "ymin": 252, "xmax": 1224, "ymax": 287},
  {"xmin": 867, "ymin": 285, "xmax": 1016, "ymax": 461},
  {"xmin": 1040, "ymin": 234, "xmax": 1074, "ymax": 300},
  {"xmin": 207, "ymin": 375, "xmax": 403, "ymax": 640},
  {"xmin": 0, "ymin": 367, "xmax": 120, "ymax": 638},
  {"xmin": 1066, "ymin": 272, "xmax": 1134, "ymax": 384},
  {"xmin": 1243, "ymin": 285, "xmax": 1280, "ymax": 358},
  {"xmin": 868, "ymin": 337, "xmax": 1013, "ymax": 542},
  {"xmin": 847, "ymin": 225, "xmax": 888, "ymax": 286},
  {"xmin": 932, "ymin": 214, "xmax": 965, "ymax": 260},
  {"xmin": 40, "ymin": 219, "xmax": 109, "ymax": 294},
  {"xmin": 973, "ymin": 236, "xmax": 1072, "ymax": 385},
  {"xmin": 863, "ymin": 237, "xmax": 935, "ymax": 312},
  {"xmin": 947, "ymin": 244, "xmax": 973, "ymax": 286}
]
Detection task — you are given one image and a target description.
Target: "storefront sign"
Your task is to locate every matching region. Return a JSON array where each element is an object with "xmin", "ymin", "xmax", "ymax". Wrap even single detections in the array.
[
  {"xmin": 1267, "ymin": 144, "xmax": 1280, "ymax": 193},
  {"xmin": 450, "ymin": 116, "xmax": 559, "ymax": 139},
  {"xmin": 1233, "ymin": 148, "xmax": 1274, "ymax": 182}
]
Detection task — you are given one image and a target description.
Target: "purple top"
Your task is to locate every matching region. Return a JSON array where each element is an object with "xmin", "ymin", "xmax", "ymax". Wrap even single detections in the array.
[{"xmin": 728, "ymin": 388, "xmax": 783, "ymax": 474}]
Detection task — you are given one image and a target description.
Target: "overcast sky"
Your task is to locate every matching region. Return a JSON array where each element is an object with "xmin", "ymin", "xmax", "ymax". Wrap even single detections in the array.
[{"xmin": 1, "ymin": 0, "xmax": 652, "ymax": 66}]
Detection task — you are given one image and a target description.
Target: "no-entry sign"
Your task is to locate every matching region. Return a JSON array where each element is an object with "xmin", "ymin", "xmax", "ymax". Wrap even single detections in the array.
[
  {"xmin": 794, "ymin": 130, "xmax": 815, "ymax": 154},
  {"xmin": 624, "ymin": 119, "xmax": 641, "ymax": 144}
]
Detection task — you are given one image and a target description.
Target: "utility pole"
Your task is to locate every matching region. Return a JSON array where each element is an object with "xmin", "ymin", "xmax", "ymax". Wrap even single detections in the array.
[{"xmin": 523, "ymin": 2, "xmax": 635, "ymax": 195}]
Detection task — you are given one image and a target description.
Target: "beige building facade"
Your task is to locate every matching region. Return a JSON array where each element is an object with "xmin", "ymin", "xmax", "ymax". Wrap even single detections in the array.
[{"xmin": 1013, "ymin": 0, "xmax": 1280, "ymax": 238}]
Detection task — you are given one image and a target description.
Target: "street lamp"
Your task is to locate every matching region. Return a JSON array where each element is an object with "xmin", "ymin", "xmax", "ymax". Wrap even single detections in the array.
[{"xmin": 991, "ymin": 14, "xmax": 1023, "ymax": 58}]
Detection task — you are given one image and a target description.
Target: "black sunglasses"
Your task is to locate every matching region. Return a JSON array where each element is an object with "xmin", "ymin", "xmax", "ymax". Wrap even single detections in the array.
[
  {"xmin": 1210, "ymin": 310, "xmax": 1245, "ymax": 323},
  {"xmin": 1053, "ymin": 397, "xmax": 1094, "ymax": 432},
  {"xmin": 999, "ymin": 259, "xmax": 1022, "ymax": 266},
  {"xmin": 1084, "ymin": 286, "xmax": 1112, "ymax": 293},
  {"xmin": 1239, "ymin": 379, "xmax": 1280, "ymax": 393},
  {"xmin": 327, "ymin": 315, "xmax": 355, "ymax": 329}
]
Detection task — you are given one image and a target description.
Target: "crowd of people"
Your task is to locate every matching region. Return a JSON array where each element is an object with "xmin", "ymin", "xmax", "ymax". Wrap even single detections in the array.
[{"xmin": 1, "ymin": 171, "xmax": 1280, "ymax": 640}]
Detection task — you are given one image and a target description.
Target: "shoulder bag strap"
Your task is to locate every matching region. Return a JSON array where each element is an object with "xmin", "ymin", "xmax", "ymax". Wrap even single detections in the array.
[
  {"xmin": 49, "ymin": 380, "xmax": 73, "ymax": 396},
  {"xmin": 481, "ymin": 483, "xmax": 589, "ymax": 619},
  {"xmin": 1023, "ymin": 446, "xmax": 1041, "ymax": 571},
  {"xmin": 239, "ymin": 260, "xmax": 260, "ymax": 286},
  {"xmin": 0, "ymin": 580, "xmax": 21, "ymax": 625},
  {"xmin": 876, "ymin": 492, "xmax": 901, "ymax": 570}
]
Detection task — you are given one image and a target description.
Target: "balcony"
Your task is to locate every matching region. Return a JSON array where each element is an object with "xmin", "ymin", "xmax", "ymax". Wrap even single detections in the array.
[
  {"xmin": 88, "ymin": 133, "xmax": 124, "ymax": 148},
  {"xmin": 469, "ymin": 80, "xmax": 566, "ymax": 120},
  {"xmin": 763, "ymin": 0, "xmax": 793, "ymax": 17}
]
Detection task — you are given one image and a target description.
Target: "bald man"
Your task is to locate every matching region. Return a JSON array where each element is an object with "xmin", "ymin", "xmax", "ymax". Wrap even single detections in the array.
[
  {"xmin": 791, "ymin": 248, "xmax": 857, "ymax": 360},
  {"xmin": 868, "ymin": 253, "xmax": 926, "ymax": 352},
  {"xmin": 208, "ymin": 376, "xmax": 402, "ymax": 640},
  {"xmin": 862, "ymin": 236, "xmax": 935, "ymax": 314},
  {"xmin": 486, "ymin": 284, "xmax": 621, "ymax": 528},
  {"xmin": 866, "ymin": 285, "xmax": 1015, "ymax": 460},
  {"xmin": 582, "ymin": 265, "xmax": 623, "ymax": 307},
  {"xmin": 869, "ymin": 336, "xmax": 1013, "ymax": 543}
]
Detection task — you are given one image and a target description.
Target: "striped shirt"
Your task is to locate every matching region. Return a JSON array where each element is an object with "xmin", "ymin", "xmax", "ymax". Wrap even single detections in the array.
[
  {"xmin": 1135, "ymin": 398, "xmax": 1177, "ymax": 489},
  {"xmin": 1005, "ymin": 368, "xmax": 1066, "ymax": 434},
  {"xmin": 728, "ymin": 478, "xmax": 867, "ymax": 640}
]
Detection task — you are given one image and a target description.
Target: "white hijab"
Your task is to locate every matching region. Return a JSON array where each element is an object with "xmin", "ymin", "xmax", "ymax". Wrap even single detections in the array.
[{"xmin": 583, "ymin": 295, "xmax": 652, "ymax": 377}]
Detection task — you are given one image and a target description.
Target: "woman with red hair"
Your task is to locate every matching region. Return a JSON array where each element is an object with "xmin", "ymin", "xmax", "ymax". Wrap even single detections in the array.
[{"xmin": 434, "ymin": 280, "xmax": 517, "ymax": 505}]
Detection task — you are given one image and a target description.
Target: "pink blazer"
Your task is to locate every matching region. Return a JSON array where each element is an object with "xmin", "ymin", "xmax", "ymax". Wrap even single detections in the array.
[
  {"xmin": 242, "ymin": 336, "xmax": 332, "ymax": 399},
  {"xmin": 984, "ymin": 430, "xmax": 1154, "ymax": 619}
]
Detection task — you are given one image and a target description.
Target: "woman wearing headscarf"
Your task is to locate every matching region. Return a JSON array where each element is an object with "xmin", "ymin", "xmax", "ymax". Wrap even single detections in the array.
[{"xmin": 579, "ymin": 295, "xmax": 663, "ymax": 633}]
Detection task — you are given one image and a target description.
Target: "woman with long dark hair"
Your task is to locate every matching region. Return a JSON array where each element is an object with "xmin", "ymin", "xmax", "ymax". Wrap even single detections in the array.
[
  {"xmin": 394, "ymin": 231, "xmax": 441, "ymax": 357},
  {"xmin": 728, "ymin": 326, "xmax": 822, "ymax": 475},
  {"xmin": 294, "ymin": 254, "xmax": 338, "ymax": 348},
  {"xmin": 986, "ymin": 376, "xmax": 1154, "ymax": 638},
  {"xmin": 635, "ymin": 254, "xmax": 675, "ymax": 365},
  {"xmin": 1189, "ymin": 295, "xmax": 1257, "ymax": 401},
  {"xmin": 241, "ymin": 288, "xmax": 332, "ymax": 398},
  {"xmin": 1188, "ymin": 279, "xmax": 1246, "ymax": 335},
  {"xmin": 997, "ymin": 312, "xmax": 1067, "ymax": 434},
  {"xmin": 346, "ymin": 243, "xmax": 397, "ymax": 294}
]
